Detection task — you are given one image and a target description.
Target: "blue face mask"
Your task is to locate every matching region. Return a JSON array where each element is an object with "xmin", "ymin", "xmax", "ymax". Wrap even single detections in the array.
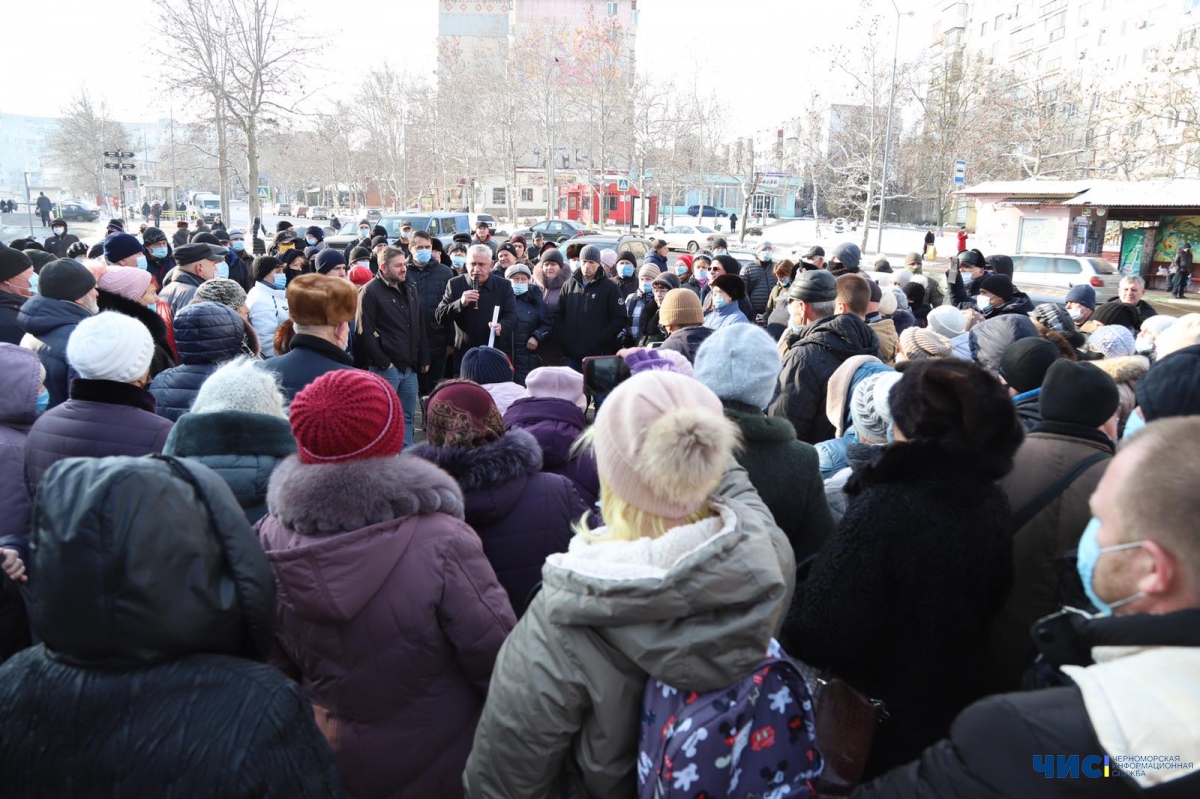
[
  {"xmin": 150, "ymin": 246, "xmax": 168, "ymax": 259},
  {"xmin": 35, "ymin": 388, "xmax": 49, "ymax": 415},
  {"xmin": 136, "ymin": 255, "xmax": 148, "ymax": 270},
  {"xmin": 675, "ymin": 265, "xmax": 688, "ymax": 277},
  {"xmin": 512, "ymin": 283, "xmax": 529, "ymax": 295},
  {"xmin": 713, "ymin": 294, "xmax": 727, "ymax": 309},
  {"xmin": 273, "ymin": 273, "xmax": 287, "ymax": 289},
  {"xmin": 760, "ymin": 251, "xmax": 774, "ymax": 262},
  {"xmin": 28, "ymin": 272, "xmax": 39, "ymax": 295},
  {"xmin": 1122, "ymin": 408, "xmax": 1146, "ymax": 440},
  {"xmin": 359, "ymin": 228, "xmax": 370, "ymax": 239},
  {"xmin": 451, "ymin": 255, "xmax": 466, "ymax": 269},
  {"xmin": 695, "ymin": 269, "xmax": 710, "ymax": 283},
  {"xmin": 414, "ymin": 249, "xmax": 433, "ymax": 265},
  {"xmin": 790, "ymin": 321, "xmax": 805, "ymax": 335},
  {"xmin": 961, "ymin": 271, "xmax": 974, "ymax": 287},
  {"xmin": 620, "ymin": 264, "xmax": 634, "ymax": 278},
  {"xmin": 641, "ymin": 281, "xmax": 653, "ymax": 294},
  {"xmin": 781, "ymin": 279, "xmax": 791, "ymax": 287},
  {"xmin": 217, "ymin": 261, "xmax": 229, "ymax": 280},
  {"xmin": 147, "ymin": 301, "xmax": 158, "ymax": 311},
  {"xmin": 713, "ymin": 249, "xmax": 727, "ymax": 257},
  {"xmin": 306, "ymin": 237, "xmax": 317, "ymax": 246},
  {"xmin": 231, "ymin": 240, "xmax": 245, "ymax": 252},
  {"xmin": 1076, "ymin": 518, "xmax": 1146, "ymax": 616}
]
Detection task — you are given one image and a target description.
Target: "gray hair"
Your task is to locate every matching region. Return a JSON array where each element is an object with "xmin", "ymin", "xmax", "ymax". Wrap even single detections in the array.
[
  {"xmin": 808, "ymin": 299, "xmax": 837, "ymax": 319},
  {"xmin": 1120, "ymin": 275, "xmax": 1146, "ymax": 289},
  {"xmin": 468, "ymin": 244, "xmax": 493, "ymax": 262}
]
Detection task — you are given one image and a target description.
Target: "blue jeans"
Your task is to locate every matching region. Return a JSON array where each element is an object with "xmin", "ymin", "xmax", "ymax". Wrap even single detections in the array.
[{"xmin": 371, "ymin": 365, "xmax": 418, "ymax": 447}]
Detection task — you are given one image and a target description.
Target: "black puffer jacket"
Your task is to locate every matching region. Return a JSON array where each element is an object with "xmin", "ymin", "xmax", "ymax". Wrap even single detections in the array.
[
  {"xmin": 554, "ymin": 270, "xmax": 627, "ymax": 361},
  {"xmin": 0, "ymin": 456, "xmax": 342, "ymax": 797},
  {"xmin": 149, "ymin": 302, "xmax": 247, "ymax": 421},
  {"xmin": 982, "ymin": 291, "xmax": 1035, "ymax": 320},
  {"xmin": 0, "ymin": 289, "xmax": 26, "ymax": 345},
  {"xmin": 741, "ymin": 259, "xmax": 777, "ymax": 316},
  {"xmin": 658, "ymin": 325, "xmax": 714, "ymax": 363},
  {"xmin": 507, "ymin": 285, "xmax": 552, "ymax": 385},
  {"xmin": 97, "ymin": 289, "xmax": 177, "ymax": 378},
  {"xmin": 407, "ymin": 259, "xmax": 454, "ymax": 350},
  {"xmin": 769, "ymin": 314, "xmax": 880, "ymax": 445}
]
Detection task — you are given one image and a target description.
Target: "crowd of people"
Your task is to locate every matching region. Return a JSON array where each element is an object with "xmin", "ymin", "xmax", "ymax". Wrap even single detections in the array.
[{"xmin": 0, "ymin": 214, "xmax": 1198, "ymax": 799}]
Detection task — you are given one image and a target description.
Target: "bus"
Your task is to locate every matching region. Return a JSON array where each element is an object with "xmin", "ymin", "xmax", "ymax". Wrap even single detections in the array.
[{"xmin": 187, "ymin": 192, "xmax": 222, "ymax": 223}]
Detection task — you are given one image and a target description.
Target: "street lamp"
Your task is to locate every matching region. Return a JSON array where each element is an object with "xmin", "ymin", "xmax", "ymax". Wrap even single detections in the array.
[{"xmin": 875, "ymin": 1, "xmax": 915, "ymax": 257}]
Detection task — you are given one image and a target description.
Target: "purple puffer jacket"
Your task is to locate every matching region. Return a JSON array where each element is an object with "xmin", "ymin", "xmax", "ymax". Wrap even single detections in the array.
[
  {"xmin": 502, "ymin": 396, "xmax": 599, "ymax": 507},
  {"xmin": 22, "ymin": 379, "xmax": 174, "ymax": 496},
  {"xmin": 257, "ymin": 454, "xmax": 516, "ymax": 799},
  {"xmin": 410, "ymin": 428, "xmax": 588, "ymax": 615}
]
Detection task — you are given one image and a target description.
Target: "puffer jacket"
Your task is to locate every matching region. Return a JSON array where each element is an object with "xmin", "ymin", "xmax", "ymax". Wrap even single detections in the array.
[
  {"xmin": 969, "ymin": 315, "xmax": 1039, "ymax": 374},
  {"xmin": 23, "ymin": 379, "xmax": 174, "ymax": 495},
  {"xmin": 982, "ymin": 291, "xmax": 1035, "ymax": 320},
  {"xmin": 0, "ymin": 456, "xmax": 341, "ymax": 798},
  {"xmin": 411, "ymin": 428, "xmax": 587, "ymax": 616},
  {"xmin": 658, "ymin": 324, "xmax": 714, "ymax": 363},
  {"xmin": 159, "ymin": 269, "xmax": 205, "ymax": 317},
  {"xmin": 987, "ymin": 422, "xmax": 1114, "ymax": 693},
  {"xmin": 408, "ymin": 259, "xmax": 455, "ymax": 351},
  {"xmin": 164, "ymin": 410, "xmax": 296, "ymax": 525},
  {"xmin": 246, "ymin": 281, "xmax": 289, "ymax": 358},
  {"xmin": 770, "ymin": 313, "xmax": 880, "ymax": 445},
  {"xmin": 503, "ymin": 396, "xmax": 599, "ymax": 508},
  {"xmin": 0, "ymin": 289, "xmax": 25, "ymax": 345},
  {"xmin": 258, "ymin": 454, "xmax": 516, "ymax": 799},
  {"xmin": 16, "ymin": 294, "xmax": 92, "ymax": 409},
  {"xmin": 462, "ymin": 464, "xmax": 796, "ymax": 799},
  {"xmin": 741, "ymin": 259, "xmax": 777, "ymax": 315},
  {"xmin": 0, "ymin": 344, "xmax": 40, "ymax": 659},
  {"xmin": 97, "ymin": 289, "xmax": 177, "ymax": 377},
  {"xmin": 506, "ymin": 285, "xmax": 553, "ymax": 385},
  {"xmin": 554, "ymin": 270, "xmax": 626, "ymax": 361},
  {"xmin": 149, "ymin": 302, "xmax": 247, "ymax": 421}
]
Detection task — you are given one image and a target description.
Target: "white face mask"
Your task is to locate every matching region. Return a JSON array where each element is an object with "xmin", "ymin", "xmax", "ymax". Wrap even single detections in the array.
[
  {"xmin": 975, "ymin": 294, "xmax": 991, "ymax": 311},
  {"xmin": 1068, "ymin": 307, "xmax": 1085, "ymax": 322}
]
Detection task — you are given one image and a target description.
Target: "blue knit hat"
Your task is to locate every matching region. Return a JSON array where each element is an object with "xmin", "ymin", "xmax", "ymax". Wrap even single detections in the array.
[
  {"xmin": 460, "ymin": 346, "xmax": 514, "ymax": 385},
  {"xmin": 693, "ymin": 324, "xmax": 781, "ymax": 409},
  {"xmin": 1065, "ymin": 284, "xmax": 1096, "ymax": 310},
  {"xmin": 102, "ymin": 232, "xmax": 144, "ymax": 264}
]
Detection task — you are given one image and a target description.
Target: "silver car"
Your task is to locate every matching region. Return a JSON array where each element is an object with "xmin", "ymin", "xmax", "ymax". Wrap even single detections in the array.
[{"xmin": 1009, "ymin": 254, "xmax": 1119, "ymax": 304}]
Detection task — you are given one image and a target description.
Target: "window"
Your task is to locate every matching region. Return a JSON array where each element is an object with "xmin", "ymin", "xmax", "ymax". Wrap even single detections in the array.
[
  {"xmin": 1047, "ymin": 56, "xmax": 1062, "ymax": 71},
  {"xmin": 631, "ymin": 9, "xmax": 639, "ymax": 24},
  {"xmin": 1179, "ymin": 28, "xmax": 1197, "ymax": 49},
  {"xmin": 1143, "ymin": 47, "xmax": 1157, "ymax": 64},
  {"xmin": 1054, "ymin": 258, "xmax": 1083, "ymax": 274},
  {"xmin": 442, "ymin": 217, "xmax": 457, "ymax": 235},
  {"xmin": 981, "ymin": 21, "xmax": 989, "ymax": 36},
  {"xmin": 606, "ymin": 1, "xmax": 618, "ymax": 15},
  {"xmin": 1015, "ymin": 256, "xmax": 1052, "ymax": 273},
  {"xmin": 428, "ymin": 218, "xmax": 440, "ymax": 236},
  {"xmin": 491, "ymin": 187, "xmax": 506, "ymax": 205},
  {"xmin": 520, "ymin": 187, "xmax": 534, "ymax": 202},
  {"xmin": 605, "ymin": 196, "xmax": 619, "ymax": 212},
  {"xmin": 996, "ymin": 13, "xmax": 1005, "ymax": 30},
  {"xmin": 624, "ymin": 240, "xmax": 648, "ymax": 262},
  {"xmin": 1129, "ymin": 119, "xmax": 1144, "ymax": 137}
]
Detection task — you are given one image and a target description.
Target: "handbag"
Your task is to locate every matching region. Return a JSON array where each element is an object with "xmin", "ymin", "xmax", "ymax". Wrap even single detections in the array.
[{"xmin": 811, "ymin": 676, "xmax": 888, "ymax": 795}]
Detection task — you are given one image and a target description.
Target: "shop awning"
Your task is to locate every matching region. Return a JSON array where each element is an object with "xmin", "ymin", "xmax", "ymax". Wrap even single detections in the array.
[{"xmin": 1063, "ymin": 179, "xmax": 1200, "ymax": 207}]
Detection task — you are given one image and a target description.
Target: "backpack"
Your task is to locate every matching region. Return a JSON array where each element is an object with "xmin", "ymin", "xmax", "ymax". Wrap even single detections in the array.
[{"xmin": 637, "ymin": 639, "xmax": 823, "ymax": 799}]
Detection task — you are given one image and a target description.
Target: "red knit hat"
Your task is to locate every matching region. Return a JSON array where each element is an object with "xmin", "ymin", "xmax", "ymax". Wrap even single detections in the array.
[{"xmin": 289, "ymin": 370, "xmax": 404, "ymax": 463}]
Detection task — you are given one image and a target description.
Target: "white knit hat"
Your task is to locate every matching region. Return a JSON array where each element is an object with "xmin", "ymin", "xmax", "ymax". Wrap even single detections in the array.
[
  {"xmin": 66, "ymin": 312, "xmax": 154, "ymax": 383},
  {"xmin": 851, "ymin": 371, "xmax": 903, "ymax": 444},
  {"xmin": 928, "ymin": 305, "xmax": 967, "ymax": 338},
  {"xmin": 190, "ymin": 357, "xmax": 288, "ymax": 419}
]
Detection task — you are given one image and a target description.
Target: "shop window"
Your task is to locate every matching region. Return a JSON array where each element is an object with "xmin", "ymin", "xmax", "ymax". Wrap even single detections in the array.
[{"xmin": 492, "ymin": 187, "xmax": 506, "ymax": 205}]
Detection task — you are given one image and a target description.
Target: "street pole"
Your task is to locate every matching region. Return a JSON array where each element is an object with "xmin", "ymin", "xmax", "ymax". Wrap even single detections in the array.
[
  {"xmin": 170, "ymin": 108, "xmax": 178, "ymax": 219},
  {"xmin": 875, "ymin": 1, "xmax": 906, "ymax": 256},
  {"xmin": 23, "ymin": 168, "xmax": 34, "ymax": 236}
]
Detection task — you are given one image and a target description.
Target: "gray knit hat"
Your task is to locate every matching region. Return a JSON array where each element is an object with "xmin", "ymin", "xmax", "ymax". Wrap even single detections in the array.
[
  {"xmin": 580, "ymin": 244, "xmax": 603, "ymax": 263},
  {"xmin": 504, "ymin": 263, "xmax": 532, "ymax": 280},
  {"xmin": 693, "ymin": 323, "xmax": 781, "ymax": 410},
  {"xmin": 829, "ymin": 242, "xmax": 862, "ymax": 271},
  {"xmin": 189, "ymin": 357, "xmax": 288, "ymax": 419},
  {"xmin": 851, "ymin": 371, "xmax": 902, "ymax": 444},
  {"xmin": 787, "ymin": 268, "xmax": 838, "ymax": 302},
  {"xmin": 193, "ymin": 278, "xmax": 247, "ymax": 310}
]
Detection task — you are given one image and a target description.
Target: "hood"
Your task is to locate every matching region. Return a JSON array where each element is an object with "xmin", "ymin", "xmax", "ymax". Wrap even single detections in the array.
[
  {"xmin": 969, "ymin": 314, "xmax": 1038, "ymax": 373},
  {"xmin": 1014, "ymin": 390, "xmax": 1042, "ymax": 428},
  {"xmin": 17, "ymin": 294, "xmax": 92, "ymax": 338},
  {"xmin": 723, "ymin": 400, "xmax": 797, "ymax": 442},
  {"xmin": 825, "ymin": 355, "xmax": 888, "ymax": 434},
  {"xmin": 164, "ymin": 410, "xmax": 296, "ymax": 460},
  {"xmin": 260, "ymin": 455, "xmax": 465, "ymax": 623},
  {"xmin": 796, "ymin": 313, "xmax": 880, "ymax": 361},
  {"xmin": 0, "ymin": 343, "xmax": 42, "ymax": 428},
  {"xmin": 541, "ymin": 501, "xmax": 789, "ymax": 691},
  {"xmin": 29, "ymin": 456, "xmax": 276, "ymax": 667},
  {"xmin": 660, "ymin": 325, "xmax": 715, "ymax": 362},
  {"xmin": 409, "ymin": 429, "xmax": 543, "ymax": 524},
  {"xmin": 504, "ymin": 397, "xmax": 587, "ymax": 469}
]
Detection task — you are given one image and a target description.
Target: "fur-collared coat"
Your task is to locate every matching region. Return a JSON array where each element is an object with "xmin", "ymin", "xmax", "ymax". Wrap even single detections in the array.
[
  {"xmin": 257, "ymin": 454, "xmax": 515, "ymax": 799},
  {"xmin": 410, "ymin": 428, "xmax": 588, "ymax": 616}
]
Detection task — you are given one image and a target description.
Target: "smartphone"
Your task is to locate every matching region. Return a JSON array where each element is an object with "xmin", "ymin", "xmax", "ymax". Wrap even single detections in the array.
[{"xmin": 582, "ymin": 355, "xmax": 630, "ymax": 396}]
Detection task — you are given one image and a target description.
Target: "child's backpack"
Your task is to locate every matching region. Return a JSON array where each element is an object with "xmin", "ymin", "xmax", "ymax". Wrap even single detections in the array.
[{"xmin": 637, "ymin": 639, "xmax": 822, "ymax": 799}]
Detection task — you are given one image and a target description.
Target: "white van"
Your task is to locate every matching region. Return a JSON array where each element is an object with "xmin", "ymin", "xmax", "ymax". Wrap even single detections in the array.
[{"xmin": 188, "ymin": 193, "xmax": 222, "ymax": 223}]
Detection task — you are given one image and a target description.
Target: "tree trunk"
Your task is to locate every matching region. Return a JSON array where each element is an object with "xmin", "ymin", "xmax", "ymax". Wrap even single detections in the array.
[
  {"xmin": 215, "ymin": 93, "xmax": 230, "ymax": 225},
  {"xmin": 246, "ymin": 115, "xmax": 260, "ymax": 228}
]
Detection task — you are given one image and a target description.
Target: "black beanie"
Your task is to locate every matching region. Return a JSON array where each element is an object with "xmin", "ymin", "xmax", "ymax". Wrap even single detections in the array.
[
  {"xmin": 348, "ymin": 246, "xmax": 371, "ymax": 263},
  {"xmin": 39, "ymin": 258, "xmax": 97, "ymax": 301},
  {"xmin": 1039, "ymin": 360, "xmax": 1118, "ymax": 427},
  {"xmin": 714, "ymin": 254, "xmax": 741, "ymax": 276},
  {"xmin": 711, "ymin": 273, "xmax": 746, "ymax": 301},
  {"xmin": 0, "ymin": 242, "xmax": 33, "ymax": 282},
  {"xmin": 539, "ymin": 248, "xmax": 565, "ymax": 267},
  {"xmin": 26, "ymin": 250, "xmax": 57, "ymax": 273},
  {"xmin": 1091, "ymin": 301, "xmax": 1143, "ymax": 332},
  {"xmin": 999, "ymin": 337, "xmax": 1060, "ymax": 393},
  {"xmin": 1136, "ymin": 344, "xmax": 1200, "ymax": 421},
  {"xmin": 254, "ymin": 256, "xmax": 282, "ymax": 283},
  {"xmin": 275, "ymin": 220, "xmax": 293, "ymax": 233},
  {"xmin": 191, "ymin": 231, "xmax": 221, "ymax": 246},
  {"xmin": 980, "ymin": 273, "xmax": 1015, "ymax": 302}
]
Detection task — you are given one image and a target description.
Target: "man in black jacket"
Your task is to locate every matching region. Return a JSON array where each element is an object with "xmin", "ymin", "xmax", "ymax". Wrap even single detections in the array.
[
  {"xmin": 360, "ymin": 247, "xmax": 428, "ymax": 447},
  {"xmin": 261, "ymin": 274, "xmax": 357, "ymax": 401},
  {"xmin": 142, "ymin": 227, "xmax": 176, "ymax": 288},
  {"xmin": 407, "ymin": 230, "xmax": 454, "ymax": 395},
  {"xmin": 42, "ymin": 219, "xmax": 80, "ymax": 258},
  {"xmin": 35, "ymin": 192, "xmax": 52, "ymax": 227},
  {"xmin": 554, "ymin": 244, "xmax": 626, "ymax": 370},
  {"xmin": 436, "ymin": 244, "xmax": 517, "ymax": 369},
  {"xmin": 851, "ymin": 416, "xmax": 1200, "ymax": 799}
]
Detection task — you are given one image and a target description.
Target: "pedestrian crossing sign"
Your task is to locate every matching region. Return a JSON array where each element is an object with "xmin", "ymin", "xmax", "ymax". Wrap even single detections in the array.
[{"xmin": 258, "ymin": 186, "xmax": 269, "ymax": 199}]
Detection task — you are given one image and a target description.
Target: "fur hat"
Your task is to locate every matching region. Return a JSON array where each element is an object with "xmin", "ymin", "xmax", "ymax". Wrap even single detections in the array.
[
  {"xmin": 1087, "ymin": 324, "xmax": 1136, "ymax": 359},
  {"xmin": 460, "ymin": 346, "xmax": 514, "ymax": 385},
  {"xmin": 927, "ymin": 305, "xmax": 968, "ymax": 338},
  {"xmin": 659, "ymin": 288, "xmax": 704, "ymax": 327},
  {"xmin": 190, "ymin": 357, "xmax": 288, "ymax": 419},
  {"xmin": 694, "ymin": 324, "xmax": 781, "ymax": 409},
  {"xmin": 594, "ymin": 371, "xmax": 738, "ymax": 519},
  {"xmin": 525, "ymin": 366, "xmax": 587, "ymax": 412},
  {"xmin": 899, "ymin": 327, "xmax": 952, "ymax": 360},
  {"xmin": 424, "ymin": 379, "xmax": 504, "ymax": 448},
  {"xmin": 290, "ymin": 370, "xmax": 404, "ymax": 463},
  {"xmin": 1040, "ymin": 360, "xmax": 1119, "ymax": 428},
  {"xmin": 851, "ymin": 371, "xmax": 902, "ymax": 444},
  {"xmin": 39, "ymin": 258, "xmax": 96, "ymax": 301},
  {"xmin": 66, "ymin": 312, "xmax": 154, "ymax": 383},
  {"xmin": 711, "ymin": 273, "xmax": 745, "ymax": 301},
  {"xmin": 97, "ymin": 266, "xmax": 152, "ymax": 302},
  {"xmin": 193, "ymin": 278, "xmax": 247, "ymax": 310},
  {"xmin": 286, "ymin": 274, "xmax": 357, "ymax": 326}
]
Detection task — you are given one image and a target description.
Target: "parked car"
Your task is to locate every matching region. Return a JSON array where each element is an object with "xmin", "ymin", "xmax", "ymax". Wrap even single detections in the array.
[
  {"xmin": 509, "ymin": 219, "xmax": 593, "ymax": 245},
  {"xmin": 686, "ymin": 205, "xmax": 730, "ymax": 218},
  {"xmin": 309, "ymin": 205, "xmax": 327, "ymax": 220},
  {"xmin": 323, "ymin": 219, "xmax": 365, "ymax": 252},
  {"xmin": 369, "ymin": 212, "xmax": 471, "ymax": 249},
  {"xmin": 727, "ymin": 249, "xmax": 760, "ymax": 271},
  {"xmin": 471, "ymin": 213, "xmax": 497, "ymax": 232},
  {"xmin": 660, "ymin": 224, "xmax": 718, "ymax": 253},
  {"xmin": 296, "ymin": 205, "xmax": 308, "ymax": 218},
  {"xmin": 1008, "ymin": 253, "xmax": 1120, "ymax": 304},
  {"xmin": 58, "ymin": 201, "xmax": 100, "ymax": 222},
  {"xmin": 365, "ymin": 208, "xmax": 383, "ymax": 220},
  {"xmin": 566, "ymin": 235, "xmax": 654, "ymax": 265},
  {"xmin": 274, "ymin": 202, "xmax": 292, "ymax": 216}
]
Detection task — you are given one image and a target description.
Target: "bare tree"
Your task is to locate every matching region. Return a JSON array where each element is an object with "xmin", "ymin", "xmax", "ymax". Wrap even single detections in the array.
[
  {"xmin": 47, "ymin": 91, "xmax": 132, "ymax": 207},
  {"xmin": 352, "ymin": 66, "xmax": 419, "ymax": 211}
]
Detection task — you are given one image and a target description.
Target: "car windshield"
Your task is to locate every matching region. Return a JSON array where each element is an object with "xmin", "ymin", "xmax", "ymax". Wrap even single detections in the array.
[
  {"xmin": 339, "ymin": 220, "xmax": 361, "ymax": 234},
  {"xmin": 696, "ymin": 226, "xmax": 715, "ymax": 233},
  {"xmin": 1088, "ymin": 258, "xmax": 1118, "ymax": 274},
  {"xmin": 380, "ymin": 216, "xmax": 429, "ymax": 237},
  {"xmin": 201, "ymin": 199, "xmax": 220, "ymax": 209}
]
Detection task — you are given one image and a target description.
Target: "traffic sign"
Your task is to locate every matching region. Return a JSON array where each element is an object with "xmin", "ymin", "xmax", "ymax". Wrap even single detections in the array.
[
  {"xmin": 120, "ymin": 163, "xmax": 136, "ymax": 169},
  {"xmin": 119, "ymin": 151, "xmax": 135, "ymax": 158},
  {"xmin": 103, "ymin": 151, "xmax": 136, "ymax": 158},
  {"xmin": 104, "ymin": 163, "xmax": 122, "ymax": 170},
  {"xmin": 121, "ymin": 174, "xmax": 137, "ymax": 181},
  {"xmin": 617, "ymin": 178, "xmax": 630, "ymax": 192},
  {"xmin": 953, "ymin": 159, "xmax": 967, "ymax": 186},
  {"xmin": 257, "ymin": 186, "xmax": 270, "ymax": 199}
]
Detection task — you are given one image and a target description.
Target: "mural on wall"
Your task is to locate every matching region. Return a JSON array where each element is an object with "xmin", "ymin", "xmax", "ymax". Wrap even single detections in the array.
[{"xmin": 1154, "ymin": 216, "xmax": 1200, "ymax": 262}]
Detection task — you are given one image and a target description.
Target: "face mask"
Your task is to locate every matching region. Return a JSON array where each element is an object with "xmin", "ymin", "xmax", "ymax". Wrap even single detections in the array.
[
  {"xmin": 975, "ymin": 294, "xmax": 991, "ymax": 311},
  {"xmin": 306, "ymin": 237, "xmax": 317, "ymax": 246},
  {"xmin": 217, "ymin": 261, "xmax": 229, "ymax": 280},
  {"xmin": 1068, "ymin": 307, "xmax": 1085, "ymax": 322},
  {"xmin": 695, "ymin": 269, "xmax": 710, "ymax": 283},
  {"xmin": 136, "ymin": 255, "xmax": 148, "ymax": 270},
  {"xmin": 52, "ymin": 227, "xmax": 65, "ymax": 236},
  {"xmin": 147, "ymin": 301, "xmax": 159, "ymax": 311},
  {"xmin": 414, "ymin": 249, "xmax": 433, "ymax": 265},
  {"xmin": 400, "ymin": 231, "xmax": 411, "ymax": 240},
  {"xmin": 961, "ymin": 271, "xmax": 973, "ymax": 286},
  {"xmin": 513, "ymin": 283, "xmax": 529, "ymax": 295},
  {"xmin": 790, "ymin": 321, "xmax": 805, "ymax": 335},
  {"xmin": 675, "ymin": 265, "xmax": 688, "ymax": 276},
  {"xmin": 359, "ymin": 228, "xmax": 370, "ymax": 238},
  {"xmin": 35, "ymin": 389, "xmax": 49, "ymax": 415},
  {"xmin": 273, "ymin": 273, "xmax": 287, "ymax": 289},
  {"xmin": 452, "ymin": 255, "xmax": 466, "ymax": 269},
  {"xmin": 569, "ymin": 259, "xmax": 580, "ymax": 270},
  {"xmin": 713, "ymin": 294, "xmax": 727, "ymax": 309},
  {"xmin": 1076, "ymin": 518, "xmax": 1146, "ymax": 616},
  {"xmin": 28, "ymin": 272, "xmax": 39, "ymax": 295},
  {"xmin": 278, "ymin": 243, "xmax": 294, "ymax": 253},
  {"xmin": 641, "ymin": 281, "xmax": 653, "ymax": 294},
  {"xmin": 781, "ymin": 279, "xmax": 791, "ymax": 287},
  {"xmin": 620, "ymin": 264, "xmax": 634, "ymax": 278},
  {"xmin": 760, "ymin": 251, "xmax": 773, "ymax": 262},
  {"xmin": 231, "ymin": 240, "xmax": 244, "ymax": 252},
  {"xmin": 1122, "ymin": 408, "xmax": 1146, "ymax": 440},
  {"xmin": 713, "ymin": 249, "xmax": 727, "ymax": 257},
  {"xmin": 150, "ymin": 246, "xmax": 168, "ymax": 259}
]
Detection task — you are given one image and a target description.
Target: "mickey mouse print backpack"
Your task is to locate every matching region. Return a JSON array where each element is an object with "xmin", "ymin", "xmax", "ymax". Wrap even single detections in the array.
[{"xmin": 637, "ymin": 639, "xmax": 823, "ymax": 799}]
